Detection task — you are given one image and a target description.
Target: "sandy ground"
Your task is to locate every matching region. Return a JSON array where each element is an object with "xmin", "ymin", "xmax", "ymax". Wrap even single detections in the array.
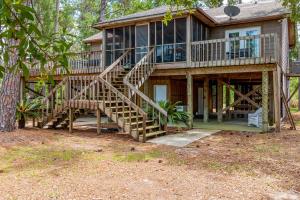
[{"xmin": 0, "ymin": 126, "xmax": 299, "ymax": 200}]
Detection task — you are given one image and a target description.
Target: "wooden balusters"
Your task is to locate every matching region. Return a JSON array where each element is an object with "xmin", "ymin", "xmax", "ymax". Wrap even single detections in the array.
[{"xmin": 191, "ymin": 33, "xmax": 278, "ymax": 67}]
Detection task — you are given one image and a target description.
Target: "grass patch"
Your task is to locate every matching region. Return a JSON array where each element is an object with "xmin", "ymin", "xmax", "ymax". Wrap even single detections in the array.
[
  {"xmin": 206, "ymin": 161, "xmax": 223, "ymax": 170},
  {"xmin": 204, "ymin": 161, "xmax": 253, "ymax": 174},
  {"xmin": 113, "ymin": 150, "xmax": 162, "ymax": 162},
  {"xmin": 254, "ymin": 144, "xmax": 281, "ymax": 153},
  {"xmin": 0, "ymin": 146, "xmax": 84, "ymax": 173},
  {"xmin": 112, "ymin": 149, "xmax": 186, "ymax": 165}
]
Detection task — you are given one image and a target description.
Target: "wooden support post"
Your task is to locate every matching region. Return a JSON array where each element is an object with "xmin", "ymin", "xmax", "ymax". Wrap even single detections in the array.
[
  {"xmin": 217, "ymin": 79, "xmax": 223, "ymax": 122},
  {"xmin": 226, "ymin": 86, "xmax": 230, "ymax": 119},
  {"xmin": 96, "ymin": 108, "xmax": 101, "ymax": 134},
  {"xmin": 187, "ymin": 73, "xmax": 193, "ymax": 128},
  {"xmin": 186, "ymin": 15, "xmax": 191, "ymax": 67},
  {"xmin": 298, "ymin": 77, "xmax": 300, "ymax": 111},
  {"xmin": 262, "ymin": 71, "xmax": 269, "ymax": 132},
  {"xmin": 273, "ymin": 71, "xmax": 281, "ymax": 132},
  {"xmin": 203, "ymin": 78, "xmax": 209, "ymax": 123},
  {"xmin": 69, "ymin": 108, "xmax": 73, "ymax": 133}
]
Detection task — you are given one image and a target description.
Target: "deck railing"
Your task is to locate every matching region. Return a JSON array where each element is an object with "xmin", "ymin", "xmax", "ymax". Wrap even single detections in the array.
[
  {"xmin": 191, "ymin": 33, "xmax": 278, "ymax": 67},
  {"xmin": 124, "ymin": 48, "xmax": 168, "ymax": 129},
  {"xmin": 29, "ymin": 50, "xmax": 103, "ymax": 76}
]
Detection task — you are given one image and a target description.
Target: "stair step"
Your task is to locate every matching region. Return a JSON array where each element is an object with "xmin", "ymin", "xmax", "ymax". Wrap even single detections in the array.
[
  {"xmin": 139, "ymin": 131, "xmax": 166, "ymax": 141},
  {"xmin": 126, "ymin": 120, "xmax": 153, "ymax": 126},
  {"xmin": 133, "ymin": 125, "xmax": 160, "ymax": 133}
]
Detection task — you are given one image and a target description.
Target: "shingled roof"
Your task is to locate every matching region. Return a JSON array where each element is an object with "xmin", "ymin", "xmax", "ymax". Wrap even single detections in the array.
[
  {"xmin": 83, "ymin": 32, "xmax": 103, "ymax": 44},
  {"xmin": 94, "ymin": 0, "xmax": 290, "ymax": 28},
  {"xmin": 204, "ymin": 1, "xmax": 289, "ymax": 24}
]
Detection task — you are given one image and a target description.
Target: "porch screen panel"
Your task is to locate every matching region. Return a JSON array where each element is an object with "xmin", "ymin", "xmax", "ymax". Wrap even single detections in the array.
[
  {"xmin": 130, "ymin": 26, "xmax": 135, "ymax": 65},
  {"xmin": 150, "ymin": 22, "xmax": 155, "ymax": 46},
  {"xmin": 175, "ymin": 18, "xmax": 186, "ymax": 61},
  {"xmin": 105, "ymin": 29, "xmax": 114, "ymax": 66},
  {"xmin": 163, "ymin": 20, "xmax": 174, "ymax": 62},
  {"xmin": 114, "ymin": 27, "xmax": 124, "ymax": 60},
  {"xmin": 156, "ymin": 22, "xmax": 163, "ymax": 63},
  {"xmin": 136, "ymin": 25, "xmax": 149, "ymax": 62}
]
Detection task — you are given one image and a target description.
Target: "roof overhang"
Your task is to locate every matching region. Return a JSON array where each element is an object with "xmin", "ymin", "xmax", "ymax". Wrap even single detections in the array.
[
  {"xmin": 214, "ymin": 13, "xmax": 290, "ymax": 26},
  {"xmin": 93, "ymin": 8, "xmax": 216, "ymax": 30}
]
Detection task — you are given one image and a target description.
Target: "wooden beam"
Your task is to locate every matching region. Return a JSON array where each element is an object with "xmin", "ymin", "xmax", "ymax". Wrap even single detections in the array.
[
  {"xmin": 69, "ymin": 108, "xmax": 73, "ymax": 133},
  {"xmin": 287, "ymin": 83, "xmax": 300, "ymax": 103},
  {"xmin": 298, "ymin": 77, "xmax": 300, "ymax": 111},
  {"xmin": 262, "ymin": 71, "xmax": 269, "ymax": 132},
  {"xmin": 222, "ymin": 85, "xmax": 261, "ymax": 112},
  {"xmin": 273, "ymin": 71, "xmax": 280, "ymax": 132},
  {"xmin": 203, "ymin": 78, "xmax": 209, "ymax": 123},
  {"xmin": 217, "ymin": 79, "xmax": 223, "ymax": 122},
  {"xmin": 25, "ymin": 86, "xmax": 45, "ymax": 97},
  {"xmin": 153, "ymin": 64, "xmax": 276, "ymax": 76},
  {"xmin": 96, "ymin": 108, "xmax": 101, "ymax": 134},
  {"xmin": 221, "ymin": 81, "xmax": 260, "ymax": 109},
  {"xmin": 187, "ymin": 73, "xmax": 193, "ymax": 128},
  {"xmin": 186, "ymin": 15, "xmax": 192, "ymax": 67},
  {"xmin": 225, "ymin": 85, "xmax": 230, "ymax": 119}
]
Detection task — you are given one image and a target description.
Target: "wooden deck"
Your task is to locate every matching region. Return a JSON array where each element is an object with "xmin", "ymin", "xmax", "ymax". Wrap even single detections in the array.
[{"xmin": 27, "ymin": 33, "xmax": 278, "ymax": 77}]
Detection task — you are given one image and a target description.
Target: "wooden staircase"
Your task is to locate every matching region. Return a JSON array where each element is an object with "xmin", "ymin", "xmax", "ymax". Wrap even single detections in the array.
[{"xmin": 38, "ymin": 50, "xmax": 167, "ymax": 142}]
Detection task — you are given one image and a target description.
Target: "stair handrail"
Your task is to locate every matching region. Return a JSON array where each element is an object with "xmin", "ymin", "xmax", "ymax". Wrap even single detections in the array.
[
  {"xmin": 69, "ymin": 50, "xmax": 148, "ymax": 141},
  {"xmin": 71, "ymin": 50, "xmax": 131, "ymax": 100},
  {"xmin": 40, "ymin": 77, "xmax": 70, "ymax": 126},
  {"xmin": 100, "ymin": 49, "xmax": 131, "ymax": 79},
  {"xmin": 123, "ymin": 48, "xmax": 168, "ymax": 126}
]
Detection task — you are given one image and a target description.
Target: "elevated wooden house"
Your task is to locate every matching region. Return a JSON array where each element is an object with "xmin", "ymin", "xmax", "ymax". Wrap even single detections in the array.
[{"xmin": 26, "ymin": 1, "xmax": 297, "ymax": 142}]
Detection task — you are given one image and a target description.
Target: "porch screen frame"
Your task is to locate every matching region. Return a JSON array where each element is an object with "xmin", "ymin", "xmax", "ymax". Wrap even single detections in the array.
[
  {"xmin": 152, "ymin": 17, "xmax": 187, "ymax": 64},
  {"xmin": 135, "ymin": 23, "xmax": 150, "ymax": 63},
  {"xmin": 104, "ymin": 26, "xmax": 135, "ymax": 67}
]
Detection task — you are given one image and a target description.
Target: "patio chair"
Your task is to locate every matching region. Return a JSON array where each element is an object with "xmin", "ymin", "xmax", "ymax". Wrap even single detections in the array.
[{"xmin": 248, "ymin": 108, "xmax": 262, "ymax": 128}]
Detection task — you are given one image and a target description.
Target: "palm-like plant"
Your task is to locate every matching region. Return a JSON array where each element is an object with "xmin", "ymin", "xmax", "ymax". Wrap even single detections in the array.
[
  {"xmin": 16, "ymin": 96, "xmax": 44, "ymax": 129},
  {"xmin": 156, "ymin": 101, "xmax": 189, "ymax": 126}
]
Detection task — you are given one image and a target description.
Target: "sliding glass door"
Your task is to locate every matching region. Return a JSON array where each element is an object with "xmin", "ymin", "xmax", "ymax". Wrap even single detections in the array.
[{"xmin": 225, "ymin": 27, "xmax": 261, "ymax": 59}]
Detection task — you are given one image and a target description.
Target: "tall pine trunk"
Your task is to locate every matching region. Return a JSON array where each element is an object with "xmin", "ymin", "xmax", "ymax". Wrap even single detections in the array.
[
  {"xmin": 100, "ymin": 0, "xmax": 106, "ymax": 22},
  {"xmin": 54, "ymin": 0, "xmax": 60, "ymax": 33},
  {"xmin": 0, "ymin": 72, "xmax": 20, "ymax": 132},
  {"xmin": 0, "ymin": 21, "xmax": 20, "ymax": 132}
]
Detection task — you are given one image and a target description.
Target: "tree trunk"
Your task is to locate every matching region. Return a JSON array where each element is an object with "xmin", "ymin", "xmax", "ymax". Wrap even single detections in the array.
[
  {"xmin": 99, "ymin": 0, "xmax": 107, "ymax": 22},
  {"xmin": 18, "ymin": 115, "xmax": 26, "ymax": 129},
  {"xmin": 0, "ymin": 73, "xmax": 21, "ymax": 132},
  {"xmin": 54, "ymin": 0, "xmax": 60, "ymax": 33}
]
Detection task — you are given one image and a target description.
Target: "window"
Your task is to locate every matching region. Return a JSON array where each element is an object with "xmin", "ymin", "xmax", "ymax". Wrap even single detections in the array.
[
  {"xmin": 154, "ymin": 85, "xmax": 167, "ymax": 102},
  {"xmin": 225, "ymin": 27, "xmax": 261, "ymax": 59}
]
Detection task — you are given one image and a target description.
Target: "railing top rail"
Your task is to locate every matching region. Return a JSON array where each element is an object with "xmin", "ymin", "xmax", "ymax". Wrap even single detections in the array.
[
  {"xmin": 42, "ymin": 77, "xmax": 69, "ymax": 104},
  {"xmin": 69, "ymin": 49, "xmax": 147, "ymax": 117},
  {"xmin": 100, "ymin": 49, "xmax": 131, "ymax": 78},
  {"xmin": 125, "ymin": 48, "xmax": 155, "ymax": 79},
  {"xmin": 123, "ymin": 48, "xmax": 168, "ymax": 117},
  {"xmin": 191, "ymin": 33, "xmax": 278, "ymax": 44}
]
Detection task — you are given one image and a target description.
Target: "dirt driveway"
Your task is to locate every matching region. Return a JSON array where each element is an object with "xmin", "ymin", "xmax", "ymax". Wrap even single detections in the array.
[{"xmin": 0, "ymin": 128, "xmax": 299, "ymax": 200}]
